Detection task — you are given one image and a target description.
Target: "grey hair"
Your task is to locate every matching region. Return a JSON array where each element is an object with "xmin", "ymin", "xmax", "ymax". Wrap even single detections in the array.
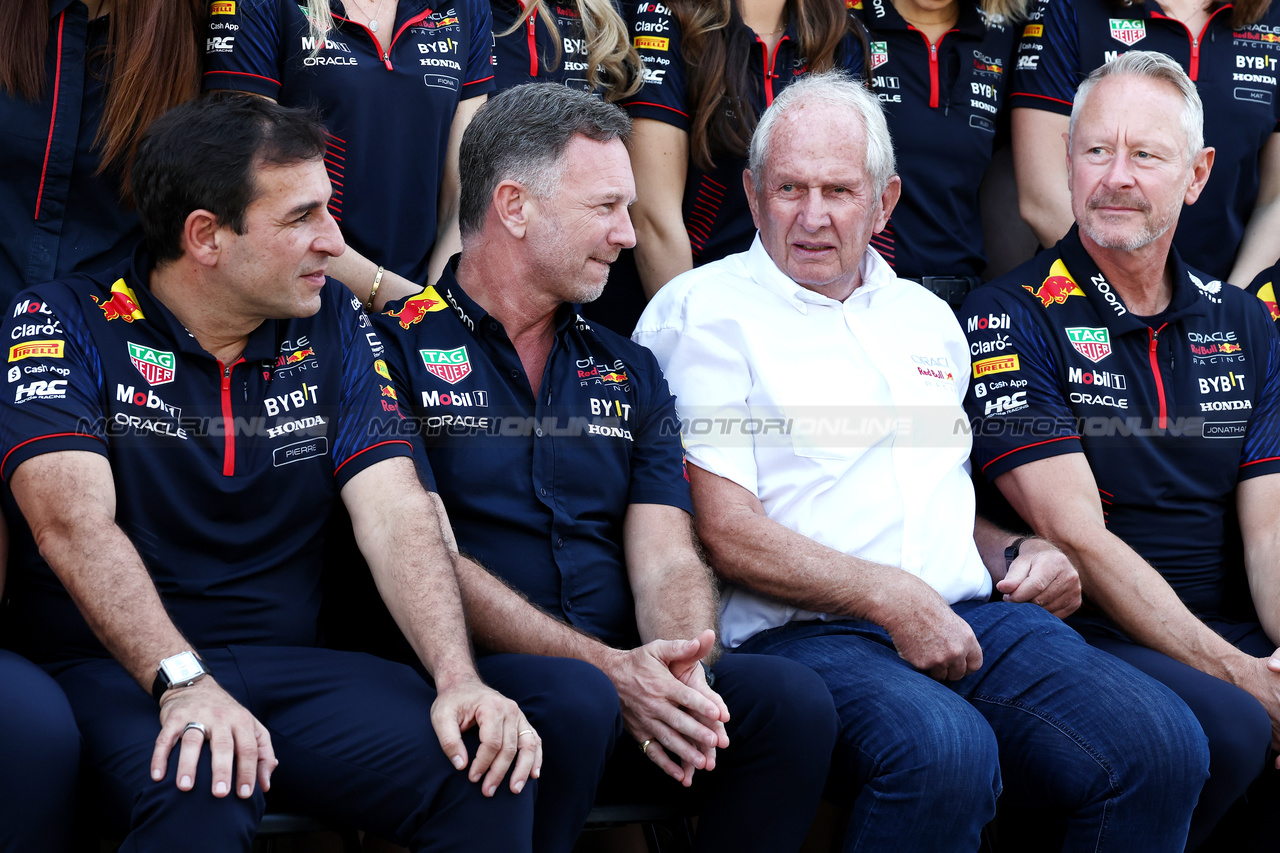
[
  {"xmin": 748, "ymin": 70, "xmax": 896, "ymax": 197},
  {"xmin": 458, "ymin": 83, "xmax": 632, "ymax": 238},
  {"xmin": 1069, "ymin": 50, "xmax": 1204, "ymax": 157}
]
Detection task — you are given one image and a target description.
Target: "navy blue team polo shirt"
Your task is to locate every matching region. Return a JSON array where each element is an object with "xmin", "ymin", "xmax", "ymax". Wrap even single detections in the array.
[
  {"xmin": 491, "ymin": 0, "xmax": 625, "ymax": 92},
  {"xmin": 370, "ymin": 264, "xmax": 691, "ymax": 649},
  {"xmin": 0, "ymin": 0, "xmax": 140, "ymax": 304},
  {"xmin": 0, "ymin": 247, "xmax": 413, "ymax": 663},
  {"xmin": 201, "ymin": 0, "xmax": 495, "ymax": 285},
  {"xmin": 1010, "ymin": 0, "xmax": 1280, "ymax": 278},
  {"xmin": 961, "ymin": 227, "xmax": 1280, "ymax": 616},
  {"xmin": 622, "ymin": 3, "xmax": 865, "ymax": 266},
  {"xmin": 855, "ymin": 0, "xmax": 1016, "ymax": 278}
]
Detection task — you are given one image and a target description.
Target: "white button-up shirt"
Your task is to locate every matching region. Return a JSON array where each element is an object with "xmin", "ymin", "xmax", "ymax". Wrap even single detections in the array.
[{"xmin": 634, "ymin": 237, "xmax": 992, "ymax": 648}]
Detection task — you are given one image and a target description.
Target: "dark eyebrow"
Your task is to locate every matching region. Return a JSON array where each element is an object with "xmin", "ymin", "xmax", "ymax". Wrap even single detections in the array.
[{"xmin": 285, "ymin": 199, "xmax": 327, "ymax": 219}]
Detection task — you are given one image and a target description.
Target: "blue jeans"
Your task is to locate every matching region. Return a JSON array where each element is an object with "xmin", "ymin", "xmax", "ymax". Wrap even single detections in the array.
[{"xmin": 738, "ymin": 600, "xmax": 1209, "ymax": 853}]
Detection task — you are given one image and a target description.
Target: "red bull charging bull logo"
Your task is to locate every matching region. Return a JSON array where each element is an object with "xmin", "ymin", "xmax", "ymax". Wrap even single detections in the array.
[
  {"xmin": 1024, "ymin": 259, "xmax": 1085, "ymax": 307},
  {"xmin": 92, "ymin": 279, "xmax": 145, "ymax": 323},
  {"xmin": 1258, "ymin": 282, "xmax": 1280, "ymax": 322},
  {"xmin": 384, "ymin": 285, "xmax": 448, "ymax": 330}
]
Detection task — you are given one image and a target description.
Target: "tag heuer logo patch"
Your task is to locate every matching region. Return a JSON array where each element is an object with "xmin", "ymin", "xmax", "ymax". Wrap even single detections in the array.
[
  {"xmin": 1066, "ymin": 327, "xmax": 1112, "ymax": 363},
  {"xmin": 128, "ymin": 342, "xmax": 176, "ymax": 385},
  {"xmin": 870, "ymin": 42, "xmax": 889, "ymax": 70},
  {"xmin": 419, "ymin": 347, "xmax": 471, "ymax": 385},
  {"xmin": 1109, "ymin": 19, "xmax": 1146, "ymax": 45}
]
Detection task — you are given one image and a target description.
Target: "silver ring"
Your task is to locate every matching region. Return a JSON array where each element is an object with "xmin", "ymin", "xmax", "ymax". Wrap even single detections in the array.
[{"xmin": 182, "ymin": 722, "xmax": 208, "ymax": 740}]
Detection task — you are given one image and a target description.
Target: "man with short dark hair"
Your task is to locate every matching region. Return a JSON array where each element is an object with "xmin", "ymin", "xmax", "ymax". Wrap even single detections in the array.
[
  {"xmin": 0, "ymin": 93, "xmax": 613, "ymax": 852},
  {"xmin": 963, "ymin": 51, "xmax": 1280, "ymax": 847},
  {"xmin": 369, "ymin": 83, "xmax": 840, "ymax": 852},
  {"xmin": 637, "ymin": 70, "xmax": 1211, "ymax": 852}
]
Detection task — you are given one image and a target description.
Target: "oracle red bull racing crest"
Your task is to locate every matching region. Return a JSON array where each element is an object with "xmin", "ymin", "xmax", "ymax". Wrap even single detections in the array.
[
  {"xmin": 128, "ymin": 342, "xmax": 176, "ymax": 385},
  {"xmin": 1065, "ymin": 327, "xmax": 1112, "ymax": 363},
  {"xmin": 420, "ymin": 346, "xmax": 471, "ymax": 385}
]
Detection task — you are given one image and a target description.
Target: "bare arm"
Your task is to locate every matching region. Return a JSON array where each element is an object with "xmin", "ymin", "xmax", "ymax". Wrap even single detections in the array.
[
  {"xmin": 444, "ymin": 496, "xmax": 727, "ymax": 785},
  {"xmin": 1229, "ymin": 133, "xmax": 1280, "ymax": 287},
  {"xmin": 1237, "ymin": 474, "xmax": 1280, "ymax": 647},
  {"xmin": 11, "ymin": 451, "xmax": 274, "ymax": 798},
  {"xmin": 996, "ymin": 453, "xmax": 1280, "ymax": 746},
  {"xmin": 628, "ymin": 119, "xmax": 693, "ymax": 299},
  {"xmin": 1011, "ymin": 108, "xmax": 1074, "ymax": 248},
  {"xmin": 342, "ymin": 456, "xmax": 539, "ymax": 796},
  {"xmin": 426, "ymin": 95, "xmax": 486, "ymax": 290},
  {"xmin": 689, "ymin": 463, "xmax": 984, "ymax": 681}
]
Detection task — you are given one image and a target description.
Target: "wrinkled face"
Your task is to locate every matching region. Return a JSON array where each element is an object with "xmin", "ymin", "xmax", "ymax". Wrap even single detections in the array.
[
  {"xmin": 525, "ymin": 135, "xmax": 637, "ymax": 304},
  {"xmin": 746, "ymin": 105, "xmax": 898, "ymax": 302},
  {"xmin": 1068, "ymin": 75, "xmax": 1196, "ymax": 253},
  {"xmin": 217, "ymin": 158, "xmax": 344, "ymax": 319}
]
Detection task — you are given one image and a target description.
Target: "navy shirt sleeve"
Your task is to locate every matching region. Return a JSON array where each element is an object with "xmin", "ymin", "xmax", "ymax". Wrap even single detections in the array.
[
  {"xmin": 961, "ymin": 283, "xmax": 1083, "ymax": 479},
  {"xmin": 201, "ymin": 0, "xmax": 285, "ymax": 99},
  {"xmin": 0, "ymin": 287, "xmax": 108, "ymax": 481},
  {"xmin": 1239, "ymin": 304, "xmax": 1280, "ymax": 480},
  {"xmin": 626, "ymin": 347, "xmax": 692, "ymax": 511},
  {"xmin": 622, "ymin": 2, "xmax": 690, "ymax": 129},
  {"xmin": 1009, "ymin": 0, "xmax": 1080, "ymax": 115},
  {"xmin": 367, "ymin": 308, "xmax": 438, "ymax": 492},
  {"xmin": 330, "ymin": 289, "xmax": 416, "ymax": 488},
  {"xmin": 462, "ymin": 0, "xmax": 497, "ymax": 97}
]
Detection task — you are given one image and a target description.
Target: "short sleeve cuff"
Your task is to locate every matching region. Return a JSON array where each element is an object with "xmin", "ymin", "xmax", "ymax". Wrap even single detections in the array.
[
  {"xmin": 978, "ymin": 435, "xmax": 1083, "ymax": 480},
  {"xmin": 628, "ymin": 481, "xmax": 694, "ymax": 513},
  {"xmin": 202, "ymin": 69, "xmax": 282, "ymax": 100},
  {"xmin": 461, "ymin": 75, "xmax": 497, "ymax": 97},
  {"xmin": 685, "ymin": 445, "xmax": 759, "ymax": 498},
  {"xmin": 2, "ymin": 433, "xmax": 108, "ymax": 482},
  {"xmin": 1008, "ymin": 92, "xmax": 1073, "ymax": 115},
  {"xmin": 333, "ymin": 439, "xmax": 415, "ymax": 489},
  {"xmin": 1239, "ymin": 457, "xmax": 1280, "ymax": 481},
  {"xmin": 624, "ymin": 100, "xmax": 690, "ymax": 130}
]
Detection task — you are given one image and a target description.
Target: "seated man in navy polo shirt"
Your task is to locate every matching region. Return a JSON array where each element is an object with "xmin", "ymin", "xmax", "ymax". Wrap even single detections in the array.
[
  {"xmin": 369, "ymin": 83, "xmax": 840, "ymax": 852},
  {"xmin": 963, "ymin": 51, "xmax": 1280, "ymax": 848},
  {"xmin": 0, "ymin": 94, "xmax": 618, "ymax": 852}
]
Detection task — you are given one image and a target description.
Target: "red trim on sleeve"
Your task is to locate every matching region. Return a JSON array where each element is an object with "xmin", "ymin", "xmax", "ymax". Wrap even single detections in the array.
[
  {"xmin": 34, "ymin": 12, "xmax": 66, "ymax": 221},
  {"xmin": 980, "ymin": 435, "xmax": 1079, "ymax": 474},
  {"xmin": 334, "ymin": 440, "xmax": 414, "ymax": 476},
  {"xmin": 1241, "ymin": 456, "xmax": 1280, "ymax": 468},
  {"xmin": 2, "ymin": 432, "xmax": 106, "ymax": 481},
  {"xmin": 462, "ymin": 75, "xmax": 496, "ymax": 89},
  {"xmin": 624, "ymin": 101, "xmax": 689, "ymax": 118},
  {"xmin": 1010, "ymin": 92, "xmax": 1073, "ymax": 107},
  {"xmin": 202, "ymin": 69, "xmax": 282, "ymax": 87}
]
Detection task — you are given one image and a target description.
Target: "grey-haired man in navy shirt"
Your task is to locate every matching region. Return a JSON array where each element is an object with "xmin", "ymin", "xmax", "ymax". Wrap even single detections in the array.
[{"xmin": 369, "ymin": 83, "xmax": 840, "ymax": 852}]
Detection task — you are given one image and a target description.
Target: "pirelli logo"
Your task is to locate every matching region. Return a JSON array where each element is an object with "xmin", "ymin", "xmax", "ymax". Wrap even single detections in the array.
[
  {"xmin": 9, "ymin": 340, "xmax": 65, "ymax": 362},
  {"xmin": 1022, "ymin": 24, "xmax": 1043, "ymax": 36},
  {"xmin": 634, "ymin": 36, "xmax": 669, "ymax": 50},
  {"xmin": 973, "ymin": 355, "xmax": 1020, "ymax": 378},
  {"xmin": 211, "ymin": 1, "xmax": 235, "ymax": 13}
]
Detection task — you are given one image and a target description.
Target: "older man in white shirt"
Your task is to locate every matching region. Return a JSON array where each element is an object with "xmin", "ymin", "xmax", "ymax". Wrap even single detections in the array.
[{"xmin": 634, "ymin": 71, "xmax": 1209, "ymax": 853}]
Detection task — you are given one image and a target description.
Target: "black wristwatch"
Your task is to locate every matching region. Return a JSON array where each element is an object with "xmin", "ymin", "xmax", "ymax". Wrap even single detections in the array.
[
  {"xmin": 1004, "ymin": 537, "xmax": 1032, "ymax": 573},
  {"xmin": 151, "ymin": 651, "xmax": 210, "ymax": 702}
]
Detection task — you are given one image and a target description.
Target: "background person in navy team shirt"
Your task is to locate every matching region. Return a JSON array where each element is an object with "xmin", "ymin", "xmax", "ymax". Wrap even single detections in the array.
[
  {"xmin": 621, "ymin": 0, "xmax": 867, "ymax": 300},
  {"xmin": 0, "ymin": 96, "xmax": 579, "ymax": 852},
  {"xmin": 202, "ymin": 0, "xmax": 495, "ymax": 312},
  {"xmin": 1009, "ymin": 0, "xmax": 1280, "ymax": 283},
  {"xmin": 853, "ymin": 0, "xmax": 1022, "ymax": 306},
  {"xmin": 963, "ymin": 53, "xmax": 1280, "ymax": 848},
  {"xmin": 370, "ymin": 83, "xmax": 839, "ymax": 852},
  {"xmin": 491, "ymin": 0, "xmax": 642, "ymax": 97}
]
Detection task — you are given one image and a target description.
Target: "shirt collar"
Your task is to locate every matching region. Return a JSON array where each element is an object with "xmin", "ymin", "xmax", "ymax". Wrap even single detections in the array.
[
  {"xmin": 434, "ymin": 257, "xmax": 580, "ymax": 339},
  {"xmin": 860, "ymin": 0, "xmax": 982, "ymax": 37},
  {"xmin": 1056, "ymin": 225, "xmax": 1209, "ymax": 333},
  {"xmin": 745, "ymin": 234, "xmax": 896, "ymax": 312}
]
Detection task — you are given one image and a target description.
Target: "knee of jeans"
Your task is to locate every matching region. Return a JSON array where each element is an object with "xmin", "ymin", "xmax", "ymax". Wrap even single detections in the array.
[
  {"xmin": 1116, "ymin": 691, "xmax": 1212, "ymax": 799},
  {"xmin": 526, "ymin": 659, "xmax": 622, "ymax": 756},
  {"xmin": 877, "ymin": 709, "xmax": 1001, "ymax": 805}
]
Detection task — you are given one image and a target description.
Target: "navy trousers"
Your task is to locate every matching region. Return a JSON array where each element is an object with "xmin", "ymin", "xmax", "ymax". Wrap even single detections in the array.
[
  {"xmin": 0, "ymin": 649, "xmax": 80, "ymax": 853},
  {"xmin": 740, "ymin": 601, "xmax": 1210, "ymax": 853},
  {"xmin": 1070, "ymin": 614, "xmax": 1273, "ymax": 851},
  {"xmin": 52, "ymin": 647, "xmax": 619, "ymax": 852},
  {"xmin": 595, "ymin": 652, "xmax": 839, "ymax": 853}
]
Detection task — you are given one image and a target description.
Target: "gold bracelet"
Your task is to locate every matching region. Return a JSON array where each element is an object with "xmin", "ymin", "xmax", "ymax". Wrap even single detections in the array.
[{"xmin": 365, "ymin": 266, "xmax": 385, "ymax": 312}]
